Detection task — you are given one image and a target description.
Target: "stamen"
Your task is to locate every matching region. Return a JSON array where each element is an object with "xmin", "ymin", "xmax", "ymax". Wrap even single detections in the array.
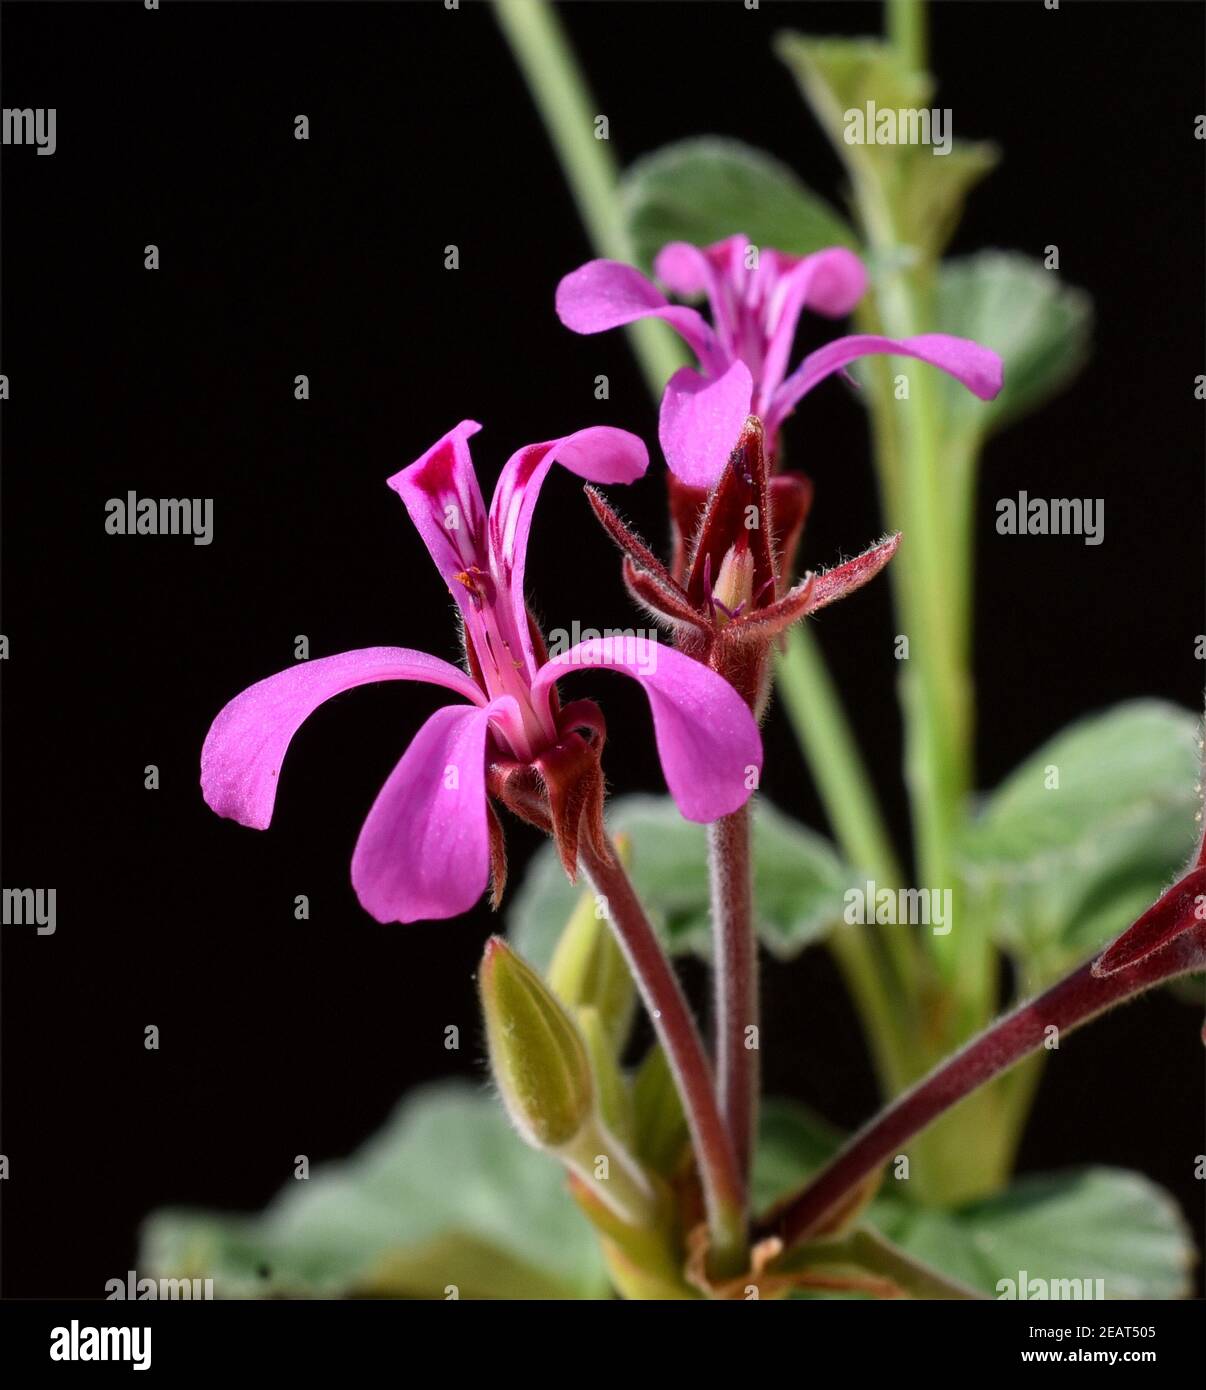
[
  {"xmin": 709, "ymin": 541, "xmax": 755, "ymax": 628},
  {"xmin": 454, "ymin": 565, "xmax": 495, "ymax": 608}
]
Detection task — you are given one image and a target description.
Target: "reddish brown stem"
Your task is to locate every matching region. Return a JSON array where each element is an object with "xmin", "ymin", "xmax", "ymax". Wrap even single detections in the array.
[
  {"xmin": 579, "ymin": 835, "xmax": 748, "ymax": 1274},
  {"xmin": 709, "ymin": 806, "xmax": 759, "ymax": 1190},
  {"xmin": 766, "ymin": 923, "xmax": 1206, "ymax": 1250}
]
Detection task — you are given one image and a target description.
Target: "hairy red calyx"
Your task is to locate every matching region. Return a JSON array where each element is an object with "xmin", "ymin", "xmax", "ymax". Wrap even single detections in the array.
[
  {"xmin": 587, "ymin": 416, "xmax": 899, "ymax": 713},
  {"xmin": 487, "ymin": 699, "xmax": 612, "ymax": 896}
]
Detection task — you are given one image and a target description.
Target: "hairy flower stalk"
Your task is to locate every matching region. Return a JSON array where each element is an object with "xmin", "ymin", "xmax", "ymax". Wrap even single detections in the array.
[
  {"xmin": 763, "ymin": 863, "xmax": 1206, "ymax": 1251},
  {"xmin": 576, "ymin": 833, "xmax": 749, "ymax": 1279},
  {"xmin": 709, "ymin": 808, "xmax": 757, "ymax": 1187}
]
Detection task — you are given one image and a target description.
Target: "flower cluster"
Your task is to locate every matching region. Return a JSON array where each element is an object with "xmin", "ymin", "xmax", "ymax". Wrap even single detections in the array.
[{"xmin": 202, "ymin": 236, "xmax": 1002, "ymax": 926}]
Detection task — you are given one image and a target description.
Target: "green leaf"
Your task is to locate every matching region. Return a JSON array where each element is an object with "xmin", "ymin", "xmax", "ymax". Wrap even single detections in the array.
[
  {"xmin": 959, "ymin": 701, "xmax": 1201, "ymax": 979},
  {"xmin": 873, "ymin": 1169, "xmax": 1195, "ymax": 1300},
  {"xmin": 508, "ymin": 794, "xmax": 851, "ymax": 969},
  {"xmin": 140, "ymin": 1082, "xmax": 610, "ymax": 1300},
  {"xmin": 753, "ymin": 1097, "xmax": 844, "ymax": 1215},
  {"xmin": 775, "ymin": 34, "xmax": 997, "ymax": 258},
  {"xmin": 620, "ymin": 137, "xmax": 856, "ymax": 273},
  {"xmin": 936, "ymin": 252, "xmax": 1092, "ymax": 438},
  {"xmin": 755, "ymin": 1101, "xmax": 1194, "ymax": 1298}
]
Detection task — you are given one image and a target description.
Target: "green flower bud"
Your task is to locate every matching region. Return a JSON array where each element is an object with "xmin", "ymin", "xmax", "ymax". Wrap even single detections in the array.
[
  {"xmin": 632, "ymin": 1043, "xmax": 689, "ymax": 1178},
  {"xmin": 546, "ymin": 837, "xmax": 636, "ymax": 1053},
  {"xmin": 576, "ymin": 1005, "xmax": 634, "ymax": 1145},
  {"xmin": 479, "ymin": 937, "xmax": 593, "ymax": 1151}
]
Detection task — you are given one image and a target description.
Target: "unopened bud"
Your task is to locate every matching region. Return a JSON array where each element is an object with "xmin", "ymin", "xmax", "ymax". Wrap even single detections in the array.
[
  {"xmin": 547, "ymin": 838, "xmax": 636, "ymax": 1052},
  {"xmin": 479, "ymin": 937, "xmax": 593, "ymax": 1150},
  {"xmin": 576, "ymin": 1006, "xmax": 634, "ymax": 1145}
]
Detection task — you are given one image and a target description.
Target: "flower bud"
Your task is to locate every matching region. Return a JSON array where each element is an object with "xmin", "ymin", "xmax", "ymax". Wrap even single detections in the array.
[
  {"xmin": 479, "ymin": 937, "xmax": 593, "ymax": 1150},
  {"xmin": 576, "ymin": 1005, "xmax": 634, "ymax": 1145},
  {"xmin": 546, "ymin": 838, "xmax": 636, "ymax": 1052}
]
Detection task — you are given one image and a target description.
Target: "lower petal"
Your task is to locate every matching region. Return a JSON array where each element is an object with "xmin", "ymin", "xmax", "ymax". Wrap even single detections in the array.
[
  {"xmin": 659, "ymin": 361, "xmax": 754, "ymax": 489},
  {"xmin": 533, "ymin": 638, "xmax": 762, "ymax": 823},
  {"xmin": 351, "ymin": 699, "xmax": 507, "ymax": 924},
  {"xmin": 201, "ymin": 648, "xmax": 484, "ymax": 830}
]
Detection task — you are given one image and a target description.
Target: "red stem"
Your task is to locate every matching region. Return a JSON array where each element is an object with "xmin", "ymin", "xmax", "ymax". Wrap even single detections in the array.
[
  {"xmin": 766, "ymin": 923, "xmax": 1206, "ymax": 1250},
  {"xmin": 709, "ymin": 806, "xmax": 759, "ymax": 1189},
  {"xmin": 579, "ymin": 836, "xmax": 748, "ymax": 1271}
]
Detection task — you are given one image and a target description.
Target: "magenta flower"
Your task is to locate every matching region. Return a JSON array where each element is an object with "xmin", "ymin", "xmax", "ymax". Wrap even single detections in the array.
[
  {"xmin": 556, "ymin": 234, "xmax": 1003, "ymax": 486},
  {"xmin": 201, "ymin": 421, "xmax": 763, "ymax": 924}
]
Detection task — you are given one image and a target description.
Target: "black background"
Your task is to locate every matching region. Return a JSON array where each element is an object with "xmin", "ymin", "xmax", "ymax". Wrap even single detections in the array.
[{"xmin": 2, "ymin": 0, "xmax": 1203, "ymax": 1298}]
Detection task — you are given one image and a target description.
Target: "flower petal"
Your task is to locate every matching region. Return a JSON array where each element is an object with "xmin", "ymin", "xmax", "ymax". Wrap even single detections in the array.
[
  {"xmin": 201, "ymin": 648, "xmax": 484, "ymax": 830},
  {"xmin": 351, "ymin": 698, "xmax": 512, "ymax": 924},
  {"xmin": 490, "ymin": 426, "xmax": 648, "ymax": 675},
  {"xmin": 768, "ymin": 332, "xmax": 1004, "ymax": 436},
  {"xmin": 532, "ymin": 637, "xmax": 762, "ymax": 823},
  {"xmin": 386, "ymin": 420, "xmax": 490, "ymax": 625},
  {"xmin": 655, "ymin": 236, "xmax": 751, "ymax": 365},
  {"xmin": 659, "ymin": 361, "xmax": 754, "ymax": 488},
  {"xmin": 556, "ymin": 259, "xmax": 720, "ymax": 367},
  {"xmin": 761, "ymin": 248, "xmax": 868, "ymax": 402},
  {"xmin": 653, "ymin": 239, "xmax": 725, "ymax": 298}
]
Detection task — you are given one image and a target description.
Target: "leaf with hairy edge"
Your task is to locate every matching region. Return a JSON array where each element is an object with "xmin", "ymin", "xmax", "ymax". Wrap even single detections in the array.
[{"xmin": 958, "ymin": 701, "xmax": 1201, "ymax": 981}]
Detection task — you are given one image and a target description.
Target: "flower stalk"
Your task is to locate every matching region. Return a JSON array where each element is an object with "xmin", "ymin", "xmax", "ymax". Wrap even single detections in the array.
[
  {"xmin": 708, "ymin": 806, "xmax": 758, "ymax": 1187},
  {"xmin": 578, "ymin": 833, "xmax": 749, "ymax": 1278},
  {"xmin": 764, "ymin": 868, "xmax": 1206, "ymax": 1249}
]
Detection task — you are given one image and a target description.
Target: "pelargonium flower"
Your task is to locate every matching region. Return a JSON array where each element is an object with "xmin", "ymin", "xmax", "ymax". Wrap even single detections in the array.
[
  {"xmin": 556, "ymin": 234, "xmax": 1003, "ymax": 487},
  {"xmin": 201, "ymin": 421, "xmax": 763, "ymax": 924}
]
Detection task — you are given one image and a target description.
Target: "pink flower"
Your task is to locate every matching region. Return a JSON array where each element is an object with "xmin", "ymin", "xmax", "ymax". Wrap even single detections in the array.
[
  {"xmin": 201, "ymin": 421, "xmax": 763, "ymax": 924},
  {"xmin": 556, "ymin": 235, "xmax": 1003, "ymax": 486}
]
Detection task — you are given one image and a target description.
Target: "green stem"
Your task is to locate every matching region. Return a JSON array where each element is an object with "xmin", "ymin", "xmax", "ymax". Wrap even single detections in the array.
[
  {"xmin": 826, "ymin": 928, "xmax": 917, "ymax": 1100},
  {"xmin": 842, "ymin": 0, "xmax": 984, "ymax": 1015},
  {"xmin": 776, "ymin": 627, "xmax": 903, "ymax": 888},
  {"xmin": 886, "ymin": 0, "xmax": 928, "ymax": 72},
  {"xmin": 775, "ymin": 1224, "xmax": 983, "ymax": 1299},
  {"xmin": 560, "ymin": 1114, "xmax": 660, "ymax": 1229},
  {"xmin": 776, "ymin": 626, "xmax": 925, "ymax": 1091},
  {"xmin": 492, "ymin": 0, "xmax": 685, "ymax": 392}
]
